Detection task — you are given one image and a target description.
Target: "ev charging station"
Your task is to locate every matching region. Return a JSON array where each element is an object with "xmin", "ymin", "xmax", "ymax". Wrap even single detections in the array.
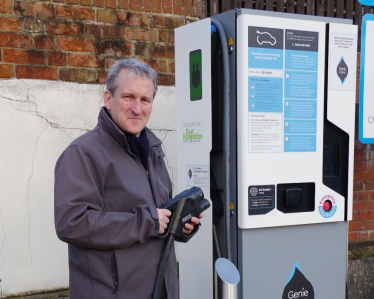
[{"xmin": 175, "ymin": 9, "xmax": 357, "ymax": 299}]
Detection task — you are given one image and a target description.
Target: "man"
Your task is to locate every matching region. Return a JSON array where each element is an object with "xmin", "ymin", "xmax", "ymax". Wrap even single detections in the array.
[{"xmin": 54, "ymin": 58, "xmax": 202, "ymax": 299}]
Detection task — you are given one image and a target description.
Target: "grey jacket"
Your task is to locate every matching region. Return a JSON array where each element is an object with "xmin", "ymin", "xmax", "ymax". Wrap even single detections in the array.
[{"xmin": 54, "ymin": 108, "xmax": 192, "ymax": 299}]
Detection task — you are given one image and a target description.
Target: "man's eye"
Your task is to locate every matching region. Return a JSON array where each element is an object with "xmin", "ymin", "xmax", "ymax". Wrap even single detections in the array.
[{"xmin": 141, "ymin": 98, "xmax": 151, "ymax": 104}]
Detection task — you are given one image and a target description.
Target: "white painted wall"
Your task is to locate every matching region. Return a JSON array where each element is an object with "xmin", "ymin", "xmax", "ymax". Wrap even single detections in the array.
[{"xmin": 0, "ymin": 79, "xmax": 177, "ymax": 297}]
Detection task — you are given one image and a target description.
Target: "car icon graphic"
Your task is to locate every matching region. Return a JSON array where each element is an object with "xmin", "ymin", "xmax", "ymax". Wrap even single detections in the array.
[{"xmin": 256, "ymin": 30, "xmax": 276, "ymax": 46}]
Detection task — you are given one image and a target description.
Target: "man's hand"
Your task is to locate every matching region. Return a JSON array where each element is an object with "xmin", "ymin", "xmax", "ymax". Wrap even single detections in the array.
[
  {"xmin": 182, "ymin": 213, "xmax": 203, "ymax": 235},
  {"xmin": 157, "ymin": 208, "xmax": 171, "ymax": 234}
]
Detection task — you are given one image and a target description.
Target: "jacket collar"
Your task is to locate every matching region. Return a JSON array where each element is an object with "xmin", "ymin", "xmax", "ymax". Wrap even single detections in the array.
[{"xmin": 98, "ymin": 107, "xmax": 161, "ymax": 149}]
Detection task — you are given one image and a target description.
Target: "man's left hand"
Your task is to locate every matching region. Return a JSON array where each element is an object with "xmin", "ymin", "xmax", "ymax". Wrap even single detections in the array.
[{"xmin": 182, "ymin": 213, "xmax": 203, "ymax": 235}]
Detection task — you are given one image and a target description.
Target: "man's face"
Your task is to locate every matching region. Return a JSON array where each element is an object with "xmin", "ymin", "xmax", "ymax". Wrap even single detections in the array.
[{"xmin": 104, "ymin": 69, "xmax": 154, "ymax": 137}]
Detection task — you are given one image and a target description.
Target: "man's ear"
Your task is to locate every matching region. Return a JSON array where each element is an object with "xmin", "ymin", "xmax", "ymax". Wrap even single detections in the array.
[{"xmin": 103, "ymin": 90, "xmax": 112, "ymax": 111}]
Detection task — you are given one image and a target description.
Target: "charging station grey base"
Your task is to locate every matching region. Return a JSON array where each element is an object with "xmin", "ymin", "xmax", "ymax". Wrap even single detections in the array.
[{"xmin": 238, "ymin": 222, "xmax": 348, "ymax": 298}]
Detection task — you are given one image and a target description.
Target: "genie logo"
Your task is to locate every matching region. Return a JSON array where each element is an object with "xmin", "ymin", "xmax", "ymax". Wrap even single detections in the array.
[{"xmin": 282, "ymin": 262, "xmax": 314, "ymax": 299}]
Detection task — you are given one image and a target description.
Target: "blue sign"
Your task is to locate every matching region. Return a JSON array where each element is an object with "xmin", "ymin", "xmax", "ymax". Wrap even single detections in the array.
[
  {"xmin": 359, "ymin": 14, "xmax": 374, "ymax": 143},
  {"xmin": 359, "ymin": 0, "xmax": 374, "ymax": 6}
]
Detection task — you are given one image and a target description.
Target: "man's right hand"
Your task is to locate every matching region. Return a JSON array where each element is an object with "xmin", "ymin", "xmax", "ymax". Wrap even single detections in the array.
[{"xmin": 157, "ymin": 208, "xmax": 171, "ymax": 234}]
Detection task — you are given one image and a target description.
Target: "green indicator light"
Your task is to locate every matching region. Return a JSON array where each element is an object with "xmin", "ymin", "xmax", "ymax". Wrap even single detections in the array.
[{"xmin": 189, "ymin": 49, "xmax": 202, "ymax": 101}]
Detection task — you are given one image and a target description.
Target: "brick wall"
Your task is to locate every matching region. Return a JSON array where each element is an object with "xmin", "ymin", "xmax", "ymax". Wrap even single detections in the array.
[
  {"xmin": 0, "ymin": 0, "xmax": 203, "ymax": 84},
  {"xmin": 350, "ymin": 51, "xmax": 374, "ymax": 242}
]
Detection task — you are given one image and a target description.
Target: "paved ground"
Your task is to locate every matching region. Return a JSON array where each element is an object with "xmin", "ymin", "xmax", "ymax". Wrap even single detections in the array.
[{"xmin": 7, "ymin": 290, "xmax": 69, "ymax": 299}]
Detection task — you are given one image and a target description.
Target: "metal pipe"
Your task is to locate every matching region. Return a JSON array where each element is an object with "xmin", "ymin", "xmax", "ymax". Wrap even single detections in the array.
[
  {"xmin": 215, "ymin": 258, "xmax": 240, "ymax": 299},
  {"xmin": 210, "ymin": 18, "xmax": 231, "ymax": 262}
]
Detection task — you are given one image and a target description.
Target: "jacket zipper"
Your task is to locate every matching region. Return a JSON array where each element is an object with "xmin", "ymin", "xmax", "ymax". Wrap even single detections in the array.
[{"xmin": 111, "ymin": 250, "xmax": 119, "ymax": 294}]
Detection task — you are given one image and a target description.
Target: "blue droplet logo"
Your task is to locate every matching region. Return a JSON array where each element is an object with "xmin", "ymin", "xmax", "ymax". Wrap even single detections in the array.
[
  {"xmin": 283, "ymin": 262, "xmax": 314, "ymax": 299},
  {"xmin": 337, "ymin": 57, "xmax": 348, "ymax": 84}
]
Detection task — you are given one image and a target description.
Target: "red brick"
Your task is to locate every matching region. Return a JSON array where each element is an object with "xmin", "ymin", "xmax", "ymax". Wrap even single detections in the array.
[
  {"xmin": 358, "ymin": 231, "xmax": 369, "ymax": 241},
  {"xmin": 16, "ymin": 66, "xmax": 57, "ymax": 80},
  {"xmin": 0, "ymin": 0, "xmax": 12, "ymax": 13},
  {"xmin": 354, "ymin": 170, "xmax": 359, "ymax": 181},
  {"xmin": 354, "ymin": 151, "xmax": 365, "ymax": 161},
  {"xmin": 0, "ymin": 32, "xmax": 32, "ymax": 48},
  {"xmin": 134, "ymin": 42, "xmax": 151, "ymax": 56},
  {"xmin": 94, "ymin": 0, "xmax": 105, "ymax": 7},
  {"xmin": 163, "ymin": 0, "xmax": 172, "ymax": 13},
  {"xmin": 60, "ymin": 68, "xmax": 97, "ymax": 83},
  {"xmin": 130, "ymin": 0, "xmax": 141, "ymax": 10},
  {"xmin": 152, "ymin": 16, "xmax": 184, "ymax": 29},
  {"xmin": 359, "ymin": 171, "xmax": 370, "ymax": 180},
  {"xmin": 35, "ymin": 35, "xmax": 55, "ymax": 50},
  {"xmin": 4, "ymin": 49, "xmax": 44, "ymax": 65},
  {"xmin": 46, "ymin": 20, "xmax": 84, "ymax": 36},
  {"xmin": 67, "ymin": 0, "xmax": 79, "ymax": 4},
  {"xmin": 53, "ymin": 0, "xmax": 65, "ymax": 3},
  {"xmin": 57, "ymin": 37, "xmax": 95, "ymax": 52},
  {"xmin": 183, "ymin": 0, "xmax": 193, "ymax": 15},
  {"xmin": 115, "ymin": 12, "xmax": 150, "ymax": 27},
  {"xmin": 81, "ymin": 0, "xmax": 92, "ymax": 5},
  {"xmin": 173, "ymin": 0, "xmax": 183, "ymax": 14},
  {"xmin": 48, "ymin": 52, "xmax": 66, "ymax": 66},
  {"xmin": 124, "ymin": 27, "xmax": 158, "ymax": 41},
  {"xmin": 193, "ymin": 0, "xmax": 203, "ymax": 17},
  {"xmin": 368, "ymin": 160, "xmax": 374, "ymax": 170},
  {"xmin": 364, "ymin": 201, "xmax": 374, "ymax": 210},
  {"xmin": 86, "ymin": 24, "xmax": 121, "ymax": 39},
  {"xmin": 169, "ymin": 31, "xmax": 174, "ymax": 44},
  {"xmin": 352, "ymin": 211, "xmax": 359, "ymax": 221},
  {"xmin": 365, "ymin": 220, "xmax": 374, "ymax": 230},
  {"xmin": 97, "ymin": 9, "xmax": 113, "ymax": 23},
  {"xmin": 118, "ymin": 0, "xmax": 129, "ymax": 9},
  {"xmin": 0, "ymin": 17, "xmax": 21, "ymax": 32},
  {"xmin": 353, "ymin": 191, "xmax": 359, "ymax": 201},
  {"xmin": 365, "ymin": 180, "xmax": 374, "ymax": 190},
  {"xmin": 0, "ymin": 64, "xmax": 14, "ymax": 78},
  {"xmin": 369, "ymin": 150, "xmax": 374, "ymax": 160},
  {"xmin": 158, "ymin": 73, "xmax": 174, "ymax": 85},
  {"xmin": 98, "ymin": 70, "xmax": 108, "ymax": 83},
  {"xmin": 354, "ymin": 201, "xmax": 364, "ymax": 211},
  {"xmin": 370, "ymin": 211, "xmax": 374, "ymax": 219},
  {"xmin": 354, "ymin": 180, "xmax": 364, "ymax": 191},
  {"xmin": 368, "ymin": 230, "xmax": 374, "ymax": 240},
  {"xmin": 370, "ymin": 191, "xmax": 374, "ymax": 200},
  {"xmin": 169, "ymin": 60, "xmax": 175, "ymax": 73},
  {"xmin": 106, "ymin": 0, "xmax": 117, "ymax": 8},
  {"xmin": 348, "ymin": 232, "xmax": 358, "ymax": 242},
  {"xmin": 152, "ymin": 44, "xmax": 174, "ymax": 58},
  {"xmin": 56, "ymin": 6, "xmax": 95, "ymax": 20},
  {"xmin": 14, "ymin": 2, "xmax": 54, "ymax": 18},
  {"xmin": 141, "ymin": 0, "xmax": 151, "ymax": 12},
  {"xmin": 354, "ymin": 160, "xmax": 367, "ymax": 171},
  {"xmin": 159, "ymin": 60, "xmax": 167, "ymax": 72},
  {"xmin": 96, "ymin": 40, "xmax": 132, "ymax": 55},
  {"xmin": 159, "ymin": 30, "xmax": 168, "ymax": 43},
  {"xmin": 69, "ymin": 53, "xmax": 105, "ymax": 68},
  {"xmin": 359, "ymin": 211, "xmax": 369, "ymax": 220},
  {"xmin": 360, "ymin": 191, "xmax": 370, "ymax": 201},
  {"xmin": 152, "ymin": 0, "xmax": 161, "ymax": 12},
  {"xmin": 349, "ymin": 221, "xmax": 364, "ymax": 231}
]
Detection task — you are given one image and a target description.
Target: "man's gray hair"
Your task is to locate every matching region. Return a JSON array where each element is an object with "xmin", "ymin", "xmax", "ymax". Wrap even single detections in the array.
[{"xmin": 106, "ymin": 58, "xmax": 158, "ymax": 98}]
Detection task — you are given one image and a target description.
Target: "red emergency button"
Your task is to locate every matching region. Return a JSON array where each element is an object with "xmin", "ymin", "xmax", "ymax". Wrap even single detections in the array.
[{"xmin": 323, "ymin": 200, "xmax": 332, "ymax": 212}]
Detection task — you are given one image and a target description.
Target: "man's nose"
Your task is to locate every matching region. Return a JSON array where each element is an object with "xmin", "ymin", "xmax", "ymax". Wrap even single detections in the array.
[{"xmin": 131, "ymin": 99, "xmax": 142, "ymax": 114}]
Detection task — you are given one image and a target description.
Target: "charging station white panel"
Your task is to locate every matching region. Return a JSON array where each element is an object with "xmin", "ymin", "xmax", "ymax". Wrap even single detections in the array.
[
  {"xmin": 175, "ymin": 18, "xmax": 213, "ymax": 299},
  {"xmin": 327, "ymin": 23, "xmax": 357, "ymax": 220},
  {"xmin": 237, "ymin": 15, "xmax": 347, "ymax": 229}
]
